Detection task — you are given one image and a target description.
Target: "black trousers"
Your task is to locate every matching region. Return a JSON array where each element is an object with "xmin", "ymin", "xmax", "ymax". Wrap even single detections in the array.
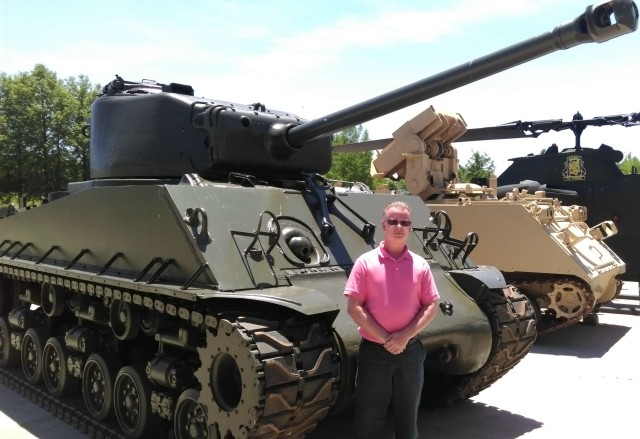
[{"xmin": 354, "ymin": 337, "xmax": 426, "ymax": 439}]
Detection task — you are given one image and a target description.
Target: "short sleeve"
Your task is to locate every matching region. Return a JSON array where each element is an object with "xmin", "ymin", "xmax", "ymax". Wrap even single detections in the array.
[
  {"xmin": 344, "ymin": 257, "xmax": 367, "ymax": 301},
  {"xmin": 420, "ymin": 263, "xmax": 440, "ymax": 304}
]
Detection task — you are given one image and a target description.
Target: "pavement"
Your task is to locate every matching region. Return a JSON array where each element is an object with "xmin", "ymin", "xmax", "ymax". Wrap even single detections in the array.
[{"xmin": 2, "ymin": 283, "xmax": 639, "ymax": 439}]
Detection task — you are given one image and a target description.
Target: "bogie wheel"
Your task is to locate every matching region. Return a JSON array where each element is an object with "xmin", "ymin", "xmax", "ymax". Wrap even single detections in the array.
[
  {"xmin": 582, "ymin": 313, "xmax": 599, "ymax": 326},
  {"xmin": 42, "ymin": 336, "xmax": 80, "ymax": 397},
  {"xmin": 174, "ymin": 389, "xmax": 214, "ymax": 439},
  {"xmin": 83, "ymin": 353, "xmax": 121, "ymax": 421},
  {"xmin": 21, "ymin": 326, "xmax": 50, "ymax": 384},
  {"xmin": 114, "ymin": 363, "xmax": 160, "ymax": 438},
  {"xmin": 0, "ymin": 316, "xmax": 20, "ymax": 368}
]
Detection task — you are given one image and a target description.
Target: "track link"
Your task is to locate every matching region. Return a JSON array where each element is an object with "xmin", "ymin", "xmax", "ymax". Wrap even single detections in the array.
[
  {"xmin": 461, "ymin": 286, "xmax": 537, "ymax": 396},
  {"xmin": 428, "ymin": 286, "xmax": 537, "ymax": 406},
  {"xmin": 0, "ymin": 260, "xmax": 341, "ymax": 439},
  {"xmin": 0, "ymin": 366, "xmax": 126, "ymax": 439},
  {"xmin": 194, "ymin": 316, "xmax": 339, "ymax": 439},
  {"xmin": 510, "ymin": 277, "xmax": 595, "ymax": 335}
]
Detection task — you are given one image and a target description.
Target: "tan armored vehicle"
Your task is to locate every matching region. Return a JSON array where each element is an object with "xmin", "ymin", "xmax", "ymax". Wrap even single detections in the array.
[{"xmin": 342, "ymin": 105, "xmax": 626, "ymax": 333}]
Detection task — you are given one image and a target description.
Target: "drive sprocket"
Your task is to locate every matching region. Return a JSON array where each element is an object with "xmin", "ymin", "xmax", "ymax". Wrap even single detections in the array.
[
  {"xmin": 194, "ymin": 316, "xmax": 339, "ymax": 439},
  {"xmin": 547, "ymin": 281, "xmax": 593, "ymax": 319}
]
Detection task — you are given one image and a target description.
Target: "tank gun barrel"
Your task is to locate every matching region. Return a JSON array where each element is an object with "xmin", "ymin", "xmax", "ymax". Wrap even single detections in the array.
[{"xmin": 287, "ymin": 0, "xmax": 638, "ymax": 147}]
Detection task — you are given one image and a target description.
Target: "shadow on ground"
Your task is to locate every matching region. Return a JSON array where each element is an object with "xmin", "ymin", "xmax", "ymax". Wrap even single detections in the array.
[
  {"xmin": 308, "ymin": 399, "xmax": 542, "ymax": 439},
  {"xmin": 532, "ymin": 320, "xmax": 630, "ymax": 358}
]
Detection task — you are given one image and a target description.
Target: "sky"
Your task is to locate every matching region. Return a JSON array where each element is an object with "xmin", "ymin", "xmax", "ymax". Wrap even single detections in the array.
[{"xmin": 1, "ymin": 0, "xmax": 639, "ymax": 175}]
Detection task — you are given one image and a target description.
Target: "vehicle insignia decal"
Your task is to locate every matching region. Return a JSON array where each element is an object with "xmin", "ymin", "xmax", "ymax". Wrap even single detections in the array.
[{"xmin": 562, "ymin": 155, "xmax": 586, "ymax": 181}]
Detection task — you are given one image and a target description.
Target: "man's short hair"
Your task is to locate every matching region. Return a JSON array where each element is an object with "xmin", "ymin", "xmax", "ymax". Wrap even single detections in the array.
[{"xmin": 383, "ymin": 201, "xmax": 411, "ymax": 218}]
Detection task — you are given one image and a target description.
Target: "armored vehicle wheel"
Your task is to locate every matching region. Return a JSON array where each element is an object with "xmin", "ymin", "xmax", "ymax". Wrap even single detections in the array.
[
  {"xmin": 582, "ymin": 313, "xmax": 599, "ymax": 326},
  {"xmin": 114, "ymin": 363, "xmax": 160, "ymax": 438},
  {"xmin": 174, "ymin": 389, "xmax": 211, "ymax": 439},
  {"xmin": 0, "ymin": 316, "xmax": 20, "ymax": 368},
  {"xmin": 195, "ymin": 317, "xmax": 338, "ymax": 438},
  {"xmin": 42, "ymin": 336, "xmax": 80, "ymax": 397},
  {"xmin": 83, "ymin": 353, "xmax": 121, "ymax": 420},
  {"xmin": 140, "ymin": 308, "xmax": 162, "ymax": 336},
  {"xmin": 21, "ymin": 326, "xmax": 49, "ymax": 384},
  {"xmin": 41, "ymin": 282, "xmax": 65, "ymax": 317},
  {"xmin": 66, "ymin": 292, "xmax": 85, "ymax": 314},
  {"xmin": 110, "ymin": 299, "xmax": 140, "ymax": 340},
  {"xmin": 548, "ymin": 281, "xmax": 590, "ymax": 320}
]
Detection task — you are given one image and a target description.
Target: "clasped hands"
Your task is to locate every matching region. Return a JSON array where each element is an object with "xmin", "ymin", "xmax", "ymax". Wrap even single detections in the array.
[{"xmin": 382, "ymin": 332, "xmax": 412, "ymax": 355}]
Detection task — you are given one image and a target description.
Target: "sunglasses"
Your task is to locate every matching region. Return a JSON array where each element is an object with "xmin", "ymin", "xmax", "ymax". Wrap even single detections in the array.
[{"xmin": 386, "ymin": 219, "xmax": 412, "ymax": 227}]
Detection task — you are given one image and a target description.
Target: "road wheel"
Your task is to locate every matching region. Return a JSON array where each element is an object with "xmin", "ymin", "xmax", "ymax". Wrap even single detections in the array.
[{"xmin": 21, "ymin": 327, "xmax": 49, "ymax": 384}]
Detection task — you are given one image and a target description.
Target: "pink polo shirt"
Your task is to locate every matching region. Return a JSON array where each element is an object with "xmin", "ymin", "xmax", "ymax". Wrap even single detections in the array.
[{"xmin": 344, "ymin": 242, "xmax": 440, "ymax": 342}]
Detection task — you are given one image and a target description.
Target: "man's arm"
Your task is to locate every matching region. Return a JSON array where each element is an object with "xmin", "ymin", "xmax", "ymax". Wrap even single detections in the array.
[
  {"xmin": 384, "ymin": 301, "xmax": 438, "ymax": 354},
  {"xmin": 346, "ymin": 295, "xmax": 391, "ymax": 343}
]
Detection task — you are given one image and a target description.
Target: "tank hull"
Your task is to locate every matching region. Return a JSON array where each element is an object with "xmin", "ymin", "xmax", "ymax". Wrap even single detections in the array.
[{"xmin": 0, "ymin": 182, "xmax": 537, "ymax": 438}]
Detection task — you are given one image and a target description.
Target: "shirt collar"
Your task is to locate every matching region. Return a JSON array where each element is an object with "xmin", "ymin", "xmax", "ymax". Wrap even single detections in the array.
[{"xmin": 378, "ymin": 241, "xmax": 411, "ymax": 261}]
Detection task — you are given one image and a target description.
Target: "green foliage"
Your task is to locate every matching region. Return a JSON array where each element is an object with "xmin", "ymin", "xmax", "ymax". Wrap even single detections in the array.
[
  {"xmin": 326, "ymin": 125, "xmax": 373, "ymax": 187},
  {"xmin": 371, "ymin": 178, "xmax": 406, "ymax": 192},
  {"xmin": 457, "ymin": 150, "xmax": 495, "ymax": 182},
  {"xmin": 618, "ymin": 152, "xmax": 640, "ymax": 175},
  {"xmin": 0, "ymin": 65, "xmax": 101, "ymax": 199}
]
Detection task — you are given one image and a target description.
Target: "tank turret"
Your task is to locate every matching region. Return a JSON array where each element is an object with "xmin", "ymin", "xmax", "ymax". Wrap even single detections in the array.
[
  {"xmin": 0, "ymin": 2, "xmax": 637, "ymax": 439},
  {"xmin": 89, "ymin": 0, "xmax": 637, "ymax": 180}
]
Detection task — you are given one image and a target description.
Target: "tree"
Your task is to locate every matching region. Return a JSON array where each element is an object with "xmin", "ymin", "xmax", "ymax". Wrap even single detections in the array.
[
  {"xmin": 618, "ymin": 152, "xmax": 640, "ymax": 174},
  {"xmin": 64, "ymin": 76, "xmax": 102, "ymax": 181},
  {"xmin": 0, "ymin": 65, "xmax": 100, "ymax": 201},
  {"xmin": 457, "ymin": 150, "xmax": 495, "ymax": 183},
  {"xmin": 326, "ymin": 125, "xmax": 373, "ymax": 187}
]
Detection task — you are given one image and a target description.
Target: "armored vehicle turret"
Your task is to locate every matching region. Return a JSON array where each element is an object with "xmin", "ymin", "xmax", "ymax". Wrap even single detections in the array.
[{"xmin": 0, "ymin": 1, "xmax": 637, "ymax": 438}]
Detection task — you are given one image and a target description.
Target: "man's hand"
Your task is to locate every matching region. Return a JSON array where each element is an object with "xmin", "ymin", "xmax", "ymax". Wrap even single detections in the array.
[{"xmin": 383, "ymin": 332, "xmax": 412, "ymax": 355}]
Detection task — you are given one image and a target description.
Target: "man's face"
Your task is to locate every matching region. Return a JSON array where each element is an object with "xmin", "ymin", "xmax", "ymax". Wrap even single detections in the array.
[{"xmin": 382, "ymin": 207, "xmax": 412, "ymax": 243}]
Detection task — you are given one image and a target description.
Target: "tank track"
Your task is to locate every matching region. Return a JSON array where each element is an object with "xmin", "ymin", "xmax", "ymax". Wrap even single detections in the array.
[
  {"xmin": 424, "ymin": 286, "xmax": 537, "ymax": 407},
  {"xmin": 193, "ymin": 316, "xmax": 339, "ymax": 439},
  {"xmin": 458, "ymin": 286, "xmax": 537, "ymax": 398},
  {"xmin": 509, "ymin": 277, "xmax": 595, "ymax": 335},
  {"xmin": 0, "ymin": 264, "xmax": 340, "ymax": 439},
  {"xmin": 0, "ymin": 366, "xmax": 126, "ymax": 439}
]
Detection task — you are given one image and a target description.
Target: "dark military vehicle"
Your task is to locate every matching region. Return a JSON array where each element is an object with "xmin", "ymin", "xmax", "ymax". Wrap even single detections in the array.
[
  {"xmin": 459, "ymin": 112, "xmax": 640, "ymax": 282},
  {"xmin": 0, "ymin": 1, "xmax": 637, "ymax": 438}
]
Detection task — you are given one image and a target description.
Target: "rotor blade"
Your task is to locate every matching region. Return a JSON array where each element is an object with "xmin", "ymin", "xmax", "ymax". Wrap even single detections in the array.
[
  {"xmin": 332, "ymin": 138, "xmax": 392, "ymax": 153},
  {"xmin": 456, "ymin": 119, "xmax": 565, "ymax": 142},
  {"xmin": 457, "ymin": 112, "xmax": 639, "ymax": 143},
  {"xmin": 456, "ymin": 124, "xmax": 530, "ymax": 142}
]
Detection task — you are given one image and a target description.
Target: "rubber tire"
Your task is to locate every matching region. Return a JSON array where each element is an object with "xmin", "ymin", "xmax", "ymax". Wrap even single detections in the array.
[
  {"xmin": 21, "ymin": 327, "xmax": 49, "ymax": 384},
  {"xmin": 174, "ymin": 388, "xmax": 209, "ymax": 439},
  {"xmin": 0, "ymin": 316, "xmax": 20, "ymax": 368},
  {"xmin": 113, "ymin": 363, "xmax": 159, "ymax": 438},
  {"xmin": 42, "ymin": 336, "xmax": 80, "ymax": 397}
]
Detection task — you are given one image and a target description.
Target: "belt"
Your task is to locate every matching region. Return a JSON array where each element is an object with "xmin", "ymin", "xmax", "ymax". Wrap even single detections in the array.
[{"xmin": 362, "ymin": 335, "xmax": 419, "ymax": 346}]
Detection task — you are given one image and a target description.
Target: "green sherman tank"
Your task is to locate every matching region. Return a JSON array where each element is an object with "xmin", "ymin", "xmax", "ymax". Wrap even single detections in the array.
[{"xmin": 0, "ymin": 2, "xmax": 636, "ymax": 438}]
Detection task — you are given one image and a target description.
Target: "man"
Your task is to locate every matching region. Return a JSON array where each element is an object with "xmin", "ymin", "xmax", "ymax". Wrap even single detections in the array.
[{"xmin": 344, "ymin": 201, "xmax": 440, "ymax": 439}]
